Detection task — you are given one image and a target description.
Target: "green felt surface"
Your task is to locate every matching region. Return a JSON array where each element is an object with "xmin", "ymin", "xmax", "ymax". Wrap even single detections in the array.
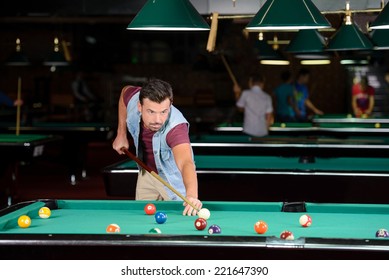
[
  {"xmin": 191, "ymin": 134, "xmax": 389, "ymax": 144},
  {"xmin": 0, "ymin": 134, "xmax": 51, "ymax": 143},
  {"xmin": 113, "ymin": 156, "xmax": 389, "ymax": 172},
  {"xmin": 319, "ymin": 123, "xmax": 389, "ymax": 128},
  {"xmin": 1, "ymin": 200, "xmax": 389, "ymax": 240}
]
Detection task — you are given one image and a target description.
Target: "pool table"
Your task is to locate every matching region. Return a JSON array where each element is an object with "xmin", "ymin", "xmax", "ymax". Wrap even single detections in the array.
[
  {"xmin": 0, "ymin": 134, "xmax": 61, "ymax": 206},
  {"xmin": 214, "ymin": 121, "xmax": 389, "ymax": 136},
  {"xmin": 190, "ymin": 134, "xmax": 389, "ymax": 158},
  {"xmin": 0, "ymin": 121, "xmax": 114, "ymax": 185},
  {"xmin": 313, "ymin": 114, "xmax": 389, "ymax": 124},
  {"xmin": 102, "ymin": 156, "xmax": 389, "ymax": 203},
  {"xmin": 1, "ymin": 199, "xmax": 389, "ymax": 259}
]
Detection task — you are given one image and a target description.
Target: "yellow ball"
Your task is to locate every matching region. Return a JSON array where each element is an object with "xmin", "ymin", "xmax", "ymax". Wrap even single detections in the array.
[
  {"xmin": 361, "ymin": 114, "xmax": 367, "ymax": 119},
  {"xmin": 38, "ymin": 207, "xmax": 51, "ymax": 219},
  {"xmin": 18, "ymin": 215, "xmax": 31, "ymax": 228},
  {"xmin": 375, "ymin": 123, "xmax": 381, "ymax": 128},
  {"xmin": 347, "ymin": 114, "xmax": 352, "ymax": 118},
  {"xmin": 281, "ymin": 123, "xmax": 286, "ymax": 128}
]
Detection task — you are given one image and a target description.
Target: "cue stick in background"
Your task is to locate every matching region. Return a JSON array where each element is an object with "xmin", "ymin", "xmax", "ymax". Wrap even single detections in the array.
[
  {"xmin": 120, "ymin": 147, "xmax": 200, "ymax": 211},
  {"xmin": 16, "ymin": 77, "xmax": 22, "ymax": 136},
  {"xmin": 206, "ymin": 12, "xmax": 219, "ymax": 52},
  {"xmin": 220, "ymin": 53, "xmax": 239, "ymax": 88}
]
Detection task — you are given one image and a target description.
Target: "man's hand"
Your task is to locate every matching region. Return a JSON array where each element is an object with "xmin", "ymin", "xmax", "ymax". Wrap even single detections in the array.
[
  {"xmin": 183, "ymin": 196, "xmax": 203, "ymax": 216},
  {"xmin": 112, "ymin": 135, "xmax": 129, "ymax": 155}
]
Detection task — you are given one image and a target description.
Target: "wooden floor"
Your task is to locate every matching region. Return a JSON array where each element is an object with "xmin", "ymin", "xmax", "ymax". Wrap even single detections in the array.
[{"xmin": 1, "ymin": 142, "xmax": 130, "ymax": 209}]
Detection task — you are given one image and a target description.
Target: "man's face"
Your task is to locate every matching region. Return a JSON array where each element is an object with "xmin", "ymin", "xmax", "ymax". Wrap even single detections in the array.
[{"xmin": 138, "ymin": 98, "xmax": 171, "ymax": 131}]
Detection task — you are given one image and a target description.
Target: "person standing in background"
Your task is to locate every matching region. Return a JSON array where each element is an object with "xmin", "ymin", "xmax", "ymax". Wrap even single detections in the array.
[
  {"xmin": 352, "ymin": 76, "xmax": 375, "ymax": 117},
  {"xmin": 233, "ymin": 74, "xmax": 273, "ymax": 137},
  {"xmin": 273, "ymin": 70, "xmax": 296, "ymax": 122}
]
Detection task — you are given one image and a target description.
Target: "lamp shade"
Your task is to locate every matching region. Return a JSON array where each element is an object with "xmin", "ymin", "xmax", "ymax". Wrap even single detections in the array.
[
  {"xmin": 371, "ymin": 29, "xmax": 389, "ymax": 49},
  {"xmin": 5, "ymin": 52, "xmax": 30, "ymax": 66},
  {"xmin": 255, "ymin": 40, "xmax": 290, "ymax": 65},
  {"xmin": 370, "ymin": 3, "xmax": 389, "ymax": 29},
  {"xmin": 127, "ymin": 0, "xmax": 210, "ymax": 31},
  {"xmin": 327, "ymin": 23, "xmax": 374, "ymax": 51},
  {"xmin": 286, "ymin": 30, "xmax": 326, "ymax": 53},
  {"xmin": 43, "ymin": 51, "xmax": 69, "ymax": 66},
  {"xmin": 246, "ymin": 0, "xmax": 331, "ymax": 31},
  {"xmin": 5, "ymin": 38, "xmax": 30, "ymax": 66}
]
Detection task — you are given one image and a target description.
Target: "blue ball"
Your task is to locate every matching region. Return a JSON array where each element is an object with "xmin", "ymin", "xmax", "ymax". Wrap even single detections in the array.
[{"xmin": 155, "ymin": 212, "xmax": 167, "ymax": 224}]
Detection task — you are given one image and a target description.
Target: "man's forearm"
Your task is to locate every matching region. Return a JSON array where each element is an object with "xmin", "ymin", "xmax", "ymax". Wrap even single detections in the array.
[{"xmin": 181, "ymin": 162, "xmax": 198, "ymax": 198}]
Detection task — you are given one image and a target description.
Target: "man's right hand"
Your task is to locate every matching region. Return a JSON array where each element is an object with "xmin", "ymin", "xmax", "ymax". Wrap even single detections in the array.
[{"xmin": 112, "ymin": 135, "xmax": 129, "ymax": 155}]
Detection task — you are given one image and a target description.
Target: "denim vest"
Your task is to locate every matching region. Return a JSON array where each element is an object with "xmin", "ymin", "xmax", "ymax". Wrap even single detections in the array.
[{"xmin": 126, "ymin": 91, "xmax": 191, "ymax": 200}]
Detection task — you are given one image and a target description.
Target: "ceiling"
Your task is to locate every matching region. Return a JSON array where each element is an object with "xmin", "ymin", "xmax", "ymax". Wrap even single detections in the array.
[{"xmin": 0, "ymin": 0, "xmax": 388, "ymax": 17}]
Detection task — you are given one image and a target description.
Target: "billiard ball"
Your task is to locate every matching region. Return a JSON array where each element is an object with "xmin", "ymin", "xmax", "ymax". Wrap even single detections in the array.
[
  {"xmin": 376, "ymin": 229, "xmax": 389, "ymax": 238},
  {"xmin": 106, "ymin": 223, "xmax": 120, "ymax": 233},
  {"xmin": 254, "ymin": 220, "xmax": 268, "ymax": 234},
  {"xmin": 144, "ymin": 203, "xmax": 156, "ymax": 215},
  {"xmin": 299, "ymin": 214, "xmax": 312, "ymax": 227},
  {"xmin": 149, "ymin": 228, "xmax": 162, "ymax": 234},
  {"xmin": 155, "ymin": 212, "xmax": 167, "ymax": 224},
  {"xmin": 18, "ymin": 215, "xmax": 31, "ymax": 228},
  {"xmin": 281, "ymin": 123, "xmax": 286, "ymax": 128},
  {"xmin": 375, "ymin": 123, "xmax": 381, "ymax": 128},
  {"xmin": 280, "ymin": 230, "xmax": 294, "ymax": 240},
  {"xmin": 38, "ymin": 207, "xmax": 51, "ymax": 219},
  {"xmin": 198, "ymin": 208, "xmax": 211, "ymax": 220},
  {"xmin": 208, "ymin": 224, "xmax": 221, "ymax": 234},
  {"xmin": 194, "ymin": 218, "xmax": 207, "ymax": 230},
  {"xmin": 347, "ymin": 114, "xmax": 352, "ymax": 118}
]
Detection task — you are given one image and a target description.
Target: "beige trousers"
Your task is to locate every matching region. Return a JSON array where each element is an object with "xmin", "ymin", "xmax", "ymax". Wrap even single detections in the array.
[{"xmin": 135, "ymin": 169, "xmax": 170, "ymax": 201}]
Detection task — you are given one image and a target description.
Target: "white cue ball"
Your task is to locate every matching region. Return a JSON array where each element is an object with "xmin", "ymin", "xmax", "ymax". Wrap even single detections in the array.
[
  {"xmin": 198, "ymin": 208, "xmax": 211, "ymax": 220},
  {"xmin": 299, "ymin": 214, "xmax": 312, "ymax": 227}
]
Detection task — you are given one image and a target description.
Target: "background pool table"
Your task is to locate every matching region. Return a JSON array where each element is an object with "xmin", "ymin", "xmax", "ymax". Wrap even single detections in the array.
[
  {"xmin": 102, "ymin": 156, "xmax": 389, "ymax": 203},
  {"xmin": 190, "ymin": 134, "xmax": 389, "ymax": 157},
  {"xmin": 0, "ymin": 134, "xmax": 61, "ymax": 206},
  {"xmin": 214, "ymin": 121, "xmax": 389, "ymax": 136},
  {"xmin": 1, "ymin": 199, "xmax": 389, "ymax": 259},
  {"xmin": 0, "ymin": 121, "xmax": 114, "ymax": 185}
]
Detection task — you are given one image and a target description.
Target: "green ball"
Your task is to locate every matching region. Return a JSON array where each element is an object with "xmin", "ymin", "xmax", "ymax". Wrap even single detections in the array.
[{"xmin": 149, "ymin": 228, "xmax": 162, "ymax": 234}]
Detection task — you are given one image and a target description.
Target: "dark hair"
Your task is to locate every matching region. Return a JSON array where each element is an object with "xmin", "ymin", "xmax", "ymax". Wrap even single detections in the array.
[
  {"xmin": 139, "ymin": 78, "xmax": 173, "ymax": 105},
  {"xmin": 280, "ymin": 70, "xmax": 291, "ymax": 82},
  {"xmin": 250, "ymin": 73, "xmax": 265, "ymax": 84},
  {"xmin": 297, "ymin": 68, "xmax": 310, "ymax": 78}
]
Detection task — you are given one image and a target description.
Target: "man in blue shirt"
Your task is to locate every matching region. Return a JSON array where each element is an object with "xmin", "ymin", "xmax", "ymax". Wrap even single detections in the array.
[
  {"xmin": 0, "ymin": 90, "xmax": 23, "ymax": 107},
  {"xmin": 273, "ymin": 71, "xmax": 295, "ymax": 122},
  {"xmin": 294, "ymin": 68, "xmax": 323, "ymax": 121}
]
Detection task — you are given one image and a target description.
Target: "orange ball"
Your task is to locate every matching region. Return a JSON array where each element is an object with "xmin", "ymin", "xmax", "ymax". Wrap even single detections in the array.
[
  {"xmin": 254, "ymin": 220, "xmax": 268, "ymax": 234},
  {"xmin": 18, "ymin": 215, "xmax": 31, "ymax": 228},
  {"xmin": 106, "ymin": 223, "xmax": 120, "ymax": 233}
]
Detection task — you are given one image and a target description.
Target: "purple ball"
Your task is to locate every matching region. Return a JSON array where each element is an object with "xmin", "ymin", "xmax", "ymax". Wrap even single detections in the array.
[
  {"xmin": 208, "ymin": 224, "xmax": 222, "ymax": 235},
  {"xmin": 376, "ymin": 229, "xmax": 389, "ymax": 238}
]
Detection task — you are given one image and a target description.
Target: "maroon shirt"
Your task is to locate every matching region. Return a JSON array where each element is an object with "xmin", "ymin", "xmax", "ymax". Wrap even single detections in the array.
[{"xmin": 123, "ymin": 86, "xmax": 190, "ymax": 173}]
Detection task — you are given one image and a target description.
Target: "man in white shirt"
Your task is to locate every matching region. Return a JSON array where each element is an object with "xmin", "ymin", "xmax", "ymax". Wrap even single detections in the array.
[{"xmin": 234, "ymin": 74, "xmax": 273, "ymax": 137}]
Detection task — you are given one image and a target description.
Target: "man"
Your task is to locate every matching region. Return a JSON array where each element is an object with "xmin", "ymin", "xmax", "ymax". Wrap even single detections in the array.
[
  {"xmin": 294, "ymin": 68, "xmax": 323, "ymax": 121},
  {"xmin": 273, "ymin": 70, "xmax": 296, "ymax": 122},
  {"xmin": 234, "ymin": 74, "xmax": 273, "ymax": 137},
  {"xmin": 112, "ymin": 78, "xmax": 202, "ymax": 216},
  {"xmin": 0, "ymin": 90, "xmax": 23, "ymax": 107},
  {"xmin": 352, "ymin": 76, "xmax": 374, "ymax": 117}
]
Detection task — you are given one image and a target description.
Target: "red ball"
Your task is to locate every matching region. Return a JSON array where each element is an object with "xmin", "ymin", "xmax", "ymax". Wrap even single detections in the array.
[
  {"xmin": 144, "ymin": 203, "xmax": 156, "ymax": 215},
  {"xmin": 280, "ymin": 230, "xmax": 294, "ymax": 240},
  {"xmin": 106, "ymin": 224, "xmax": 120, "ymax": 233},
  {"xmin": 299, "ymin": 214, "xmax": 312, "ymax": 227},
  {"xmin": 194, "ymin": 218, "xmax": 207, "ymax": 230},
  {"xmin": 254, "ymin": 220, "xmax": 268, "ymax": 234}
]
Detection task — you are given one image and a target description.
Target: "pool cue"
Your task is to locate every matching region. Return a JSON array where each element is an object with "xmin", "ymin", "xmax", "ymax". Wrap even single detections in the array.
[
  {"xmin": 120, "ymin": 147, "xmax": 200, "ymax": 211},
  {"xmin": 16, "ymin": 77, "xmax": 22, "ymax": 136},
  {"xmin": 206, "ymin": 12, "xmax": 219, "ymax": 52},
  {"xmin": 220, "ymin": 53, "xmax": 239, "ymax": 87}
]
